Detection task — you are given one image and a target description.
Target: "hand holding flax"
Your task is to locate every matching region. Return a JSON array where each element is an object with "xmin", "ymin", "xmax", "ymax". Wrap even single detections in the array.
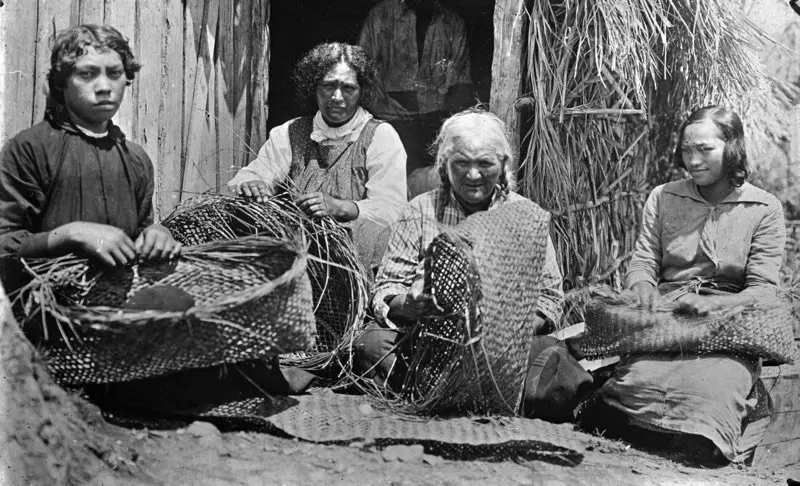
[
  {"xmin": 135, "ymin": 224, "xmax": 182, "ymax": 262},
  {"xmin": 18, "ymin": 221, "xmax": 137, "ymax": 267},
  {"xmin": 231, "ymin": 179, "xmax": 271, "ymax": 203},
  {"xmin": 296, "ymin": 191, "xmax": 359, "ymax": 222},
  {"xmin": 631, "ymin": 281, "xmax": 660, "ymax": 311},
  {"xmin": 18, "ymin": 221, "xmax": 180, "ymax": 267},
  {"xmin": 388, "ymin": 279, "xmax": 437, "ymax": 322}
]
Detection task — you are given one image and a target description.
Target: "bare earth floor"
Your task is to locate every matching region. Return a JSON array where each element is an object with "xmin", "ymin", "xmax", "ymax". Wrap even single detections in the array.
[{"xmin": 90, "ymin": 420, "xmax": 799, "ymax": 486}]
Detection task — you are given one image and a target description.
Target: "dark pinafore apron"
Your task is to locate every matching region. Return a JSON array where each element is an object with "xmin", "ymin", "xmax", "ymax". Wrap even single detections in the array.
[{"xmin": 287, "ymin": 116, "xmax": 392, "ymax": 275}]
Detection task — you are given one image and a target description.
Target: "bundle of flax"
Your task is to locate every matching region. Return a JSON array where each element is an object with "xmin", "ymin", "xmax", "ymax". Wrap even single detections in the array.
[
  {"xmin": 12, "ymin": 236, "xmax": 316, "ymax": 386},
  {"xmin": 161, "ymin": 193, "xmax": 369, "ymax": 368},
  {"xmin": 574, "ymin": 286, "xmax": 797, "ymax": 364}
]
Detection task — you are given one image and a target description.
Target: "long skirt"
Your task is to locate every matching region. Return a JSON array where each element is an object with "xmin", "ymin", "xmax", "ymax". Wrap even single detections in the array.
[{"xmin": 599, "ymin": 354, "xmax": 766, "ymax": 461}]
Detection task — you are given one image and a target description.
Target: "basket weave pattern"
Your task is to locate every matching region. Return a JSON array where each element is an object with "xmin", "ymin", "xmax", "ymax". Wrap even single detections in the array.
[
  {"xmin": 17, "ymin": 237, "xmax": 316, "ymax": 385},
  {"xmin": 402, "ymin": 200, "xmax": 551, "ymax": 415},
  {"xmin": 577, "ymin": 290, "xmax": 797, "ymax": 364},
  {"xmin": 162, "ymin": 194, "xmax": 367, "ymax": 356}
]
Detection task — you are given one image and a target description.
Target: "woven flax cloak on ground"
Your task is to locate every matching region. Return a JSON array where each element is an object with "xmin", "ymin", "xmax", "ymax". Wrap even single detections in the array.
[
  {"xmin": 228, "ymin": 107, "xmax": 407, "ymax": 272},
  {"xmin": 599, "ymin": 178, "xmax": 787, "ymax": 461}
]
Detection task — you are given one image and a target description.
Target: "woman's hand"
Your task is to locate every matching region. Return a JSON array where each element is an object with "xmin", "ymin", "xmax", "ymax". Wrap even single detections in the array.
[
  {"xmin": 54, "ymin": 221, "xmax": 137, "ymax": 267},
  {"xmin": 631, "ymin": 281, "xmax": 660, "ymax": 311},
  {"xmin": 388, "ymin": 279, "xmax": 437, "ymax": 322},
  {"xmin": 296, "ymin": 192, "xmax": 358, "ymax": 222},
  {"xmin": 231, "ymin": 180, "xmax": 270, "ymax": 203},
  {"xmin": 135, "ymin": 224, "xmax": 182, "ymax": 261}
]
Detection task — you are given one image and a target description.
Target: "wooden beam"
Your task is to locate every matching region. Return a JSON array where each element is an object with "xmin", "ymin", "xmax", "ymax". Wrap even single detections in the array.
[
  {"xmin": 0, "ymin": 0, "xmax": 38, "ymax": 143},
  {"xmin": 104, "ymin": 0, "xmax": 137, "ymax": 139},
  {"xmin": 249, "ymin": 0, "xmax": 270, "ymax": 148},
  {"xmin": 32, "ymin": 0, "xmax": 72, "ymax": 124},
  {"xmin": 181, "ymin": 0, "xmax": 221, "ymax": 198},
  {"xmin": 157, "ymin": 0, "xmax": 186, "ymax": 216},
  {"xmin": 490, "ymin": 0, "xmax": 528, "ymax": 172}
]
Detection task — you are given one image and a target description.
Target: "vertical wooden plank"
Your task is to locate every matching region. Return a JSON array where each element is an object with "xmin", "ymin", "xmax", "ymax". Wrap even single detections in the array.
[
  {"xmin": 249, "ymin": 0, "xmax": 270, "ymax": 151},
  {"xmin": 216, "ymin": 0, "xmax": 236, "ymax": 190},
  {"xmin": 231, "ymin": 0, "xmax": 253, "ymax": 173},
  {"xmin": 792, "ymin": 104, "xmax": 800, "ymax": 171},
  {"xmin": 31, "ymin": 0, "xmax": 73, "ymax": 124},
  {"xmin": 134, "ymin": 0, "xmax": 168, "ymax": 220},
  {"xmin": 157, "ymin": 0, "xmax": 186, "ymax": 215},
  {"xmin": 489, "ymin": 0, "xmax": 527, "ymax": 171},
  {"xmin": 78, "ymin": 0, "xmax": 105, "ymax": 24},
  {"xmin": 181, "ymin": 0, "xmax": 220, "ymax": 198},
  {"xmin": 104, "ymin": 0, "xmax": 137, "ymax": 139},
  {"xmin": 0, "ymin": 0, "xmax": 38, "ymax": 143}
]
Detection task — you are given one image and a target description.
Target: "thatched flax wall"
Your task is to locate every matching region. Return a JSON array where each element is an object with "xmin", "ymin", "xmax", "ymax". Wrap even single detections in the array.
[
  {"xmin": 508, "ymin": 0, "xmax": 790, "ymax": 301},
  {"xmin": 0, "ymin": 0, "xmax": 270, "ymax": 219}
]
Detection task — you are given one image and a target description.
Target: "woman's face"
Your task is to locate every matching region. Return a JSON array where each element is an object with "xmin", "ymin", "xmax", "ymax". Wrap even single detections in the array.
[
  {"xmin": 680, "ymin": 119, "xmax": 727, "ymax": 188},
  {"xmin": 63, "ymin": 46, "xmax": 127, "ymax": 133},
  {"xmin": 445, "ymin": 134, "xmax": 504, "ymax": 210},
  {"xmin": 316, "ymin": 62, "xmax": 361, "ymax": 126}
]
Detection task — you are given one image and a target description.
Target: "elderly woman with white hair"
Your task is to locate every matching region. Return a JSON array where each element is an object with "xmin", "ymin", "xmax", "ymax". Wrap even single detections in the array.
[{"xmin": 353, "ymin": 109, "xmax": 586, "ymax": 420}]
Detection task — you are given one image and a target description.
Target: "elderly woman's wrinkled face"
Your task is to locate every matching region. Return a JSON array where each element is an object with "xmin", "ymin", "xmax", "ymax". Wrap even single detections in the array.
[
  {"xmin": 316, "ymin": 62, "xmax": 361, "ymax": 126},
  {"xmin": 444, "ymin": 133, "xmax": 505, "ymax": 210}
]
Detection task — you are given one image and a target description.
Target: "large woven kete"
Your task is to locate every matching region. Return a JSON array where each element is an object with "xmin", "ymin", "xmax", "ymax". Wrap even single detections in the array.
[
  {"xmin": 401, "ymin": 200, "xmax": 551, "ymax": 415},
  {"xmin": 15, "ymin": 237, "xmax": 316, "ymax": 385},
  {"xmin": 576, "ymin": 289, "xmax": 797, "ymax": 364},
  {"xmin": 162, "ymin": 194, "xmax": 367, "ymax": 357}
]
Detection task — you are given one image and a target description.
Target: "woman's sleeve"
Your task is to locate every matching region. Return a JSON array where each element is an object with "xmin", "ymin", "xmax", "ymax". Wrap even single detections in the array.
[
  {"xmin": 624, "ymin": 187, "xmax": 663, "ymax": 289},
  {"xmin": 739, "ymin": 199, "xmax": 785, "ymax": 301},
  {"xmin": 371, "ymin": 202, "xmax": 423, "ymax": 327},
  {"xmin": 0, "ymin": 138, "xmax": 46, "ymax": 255},
  {"xmin": 132, "ymin": 146, "xmax": 155, "ymax": 234},
  {"xmin": 356, "ymin": 123, "xmax": 408, "ymax": 227},
  {"xmin": 226, "ymin": 122, "xmax": 292, "ymax": 192}
]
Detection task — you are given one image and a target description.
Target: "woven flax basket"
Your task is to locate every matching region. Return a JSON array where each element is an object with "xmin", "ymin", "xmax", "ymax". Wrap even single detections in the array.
[
  {"xmin": 401, "ymin": 200, "xmax": 551, "ymax": 415},
  {"xmin": 162, "ymin": 193, "xmax": 368, "ymax": 358},
  {"xmin": 576, "ymin": 288, "xmax": 797, "ymax": 364},
  {"xmin": 14, "ymin": 236, "xmax": 316, "ymax": 385}
]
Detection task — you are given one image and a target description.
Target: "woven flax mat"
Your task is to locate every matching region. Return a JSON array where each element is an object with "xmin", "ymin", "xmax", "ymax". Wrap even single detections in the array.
[{"xmin": 195, "ymin": 390, "xmax": 588, "ymax": 462}]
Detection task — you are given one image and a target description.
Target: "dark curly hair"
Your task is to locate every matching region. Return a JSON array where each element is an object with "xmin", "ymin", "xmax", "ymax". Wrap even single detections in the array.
[
  {"xmin": 673, "ymin": 105, "xmax": 749, "ymax": 188},
  {"xmin": 47, "ymin": 24, "xmax": 141, "ymax": 106},
  {"xmin": 431, "ymin": 108, "xmax": 513, "ymax": 222},
  {"xmin": 292, "ymin": 42, "xmax": 379, "ymax": 113}
]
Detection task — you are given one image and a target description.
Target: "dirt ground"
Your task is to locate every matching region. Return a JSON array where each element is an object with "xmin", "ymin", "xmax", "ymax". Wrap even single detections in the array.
[{"xmin": 78, "ymin": 413, "xmax": 799, "ymax": 486}]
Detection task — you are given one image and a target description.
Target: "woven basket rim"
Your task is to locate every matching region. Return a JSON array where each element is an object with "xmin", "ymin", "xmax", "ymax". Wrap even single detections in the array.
[{"xmin": 18, "ymin": 235, "xmax": 309, "ymax": 328}]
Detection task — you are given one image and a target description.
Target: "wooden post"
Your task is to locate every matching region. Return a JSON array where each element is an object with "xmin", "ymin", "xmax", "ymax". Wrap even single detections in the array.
[
  {"xmin": 490, "ymin": 0, "xmax": 528, "ymax": 172},
  {"xmin": 0, "ymin": 0, "xmax": 38, "ymax": 143},
  {"xmin": 31, "ymin": 0, "xmax": 72, "ymax": 124}
]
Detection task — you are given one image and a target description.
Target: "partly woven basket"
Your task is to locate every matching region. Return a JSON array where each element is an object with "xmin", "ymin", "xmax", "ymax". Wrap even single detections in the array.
[
  {"xmin": 13, "ymin": 237, "xmax": 316, "ymax": 385},
  {"xmin": 162, "ymin": 194, "xmax": 368, "ymax": 363},
  {"xmin": 401, "ymin": 200, "xmax": 551, "ymax": 415},
  {"xmin": 575, "ymin": 287, "xmax": 798, "ymax": 364}
]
